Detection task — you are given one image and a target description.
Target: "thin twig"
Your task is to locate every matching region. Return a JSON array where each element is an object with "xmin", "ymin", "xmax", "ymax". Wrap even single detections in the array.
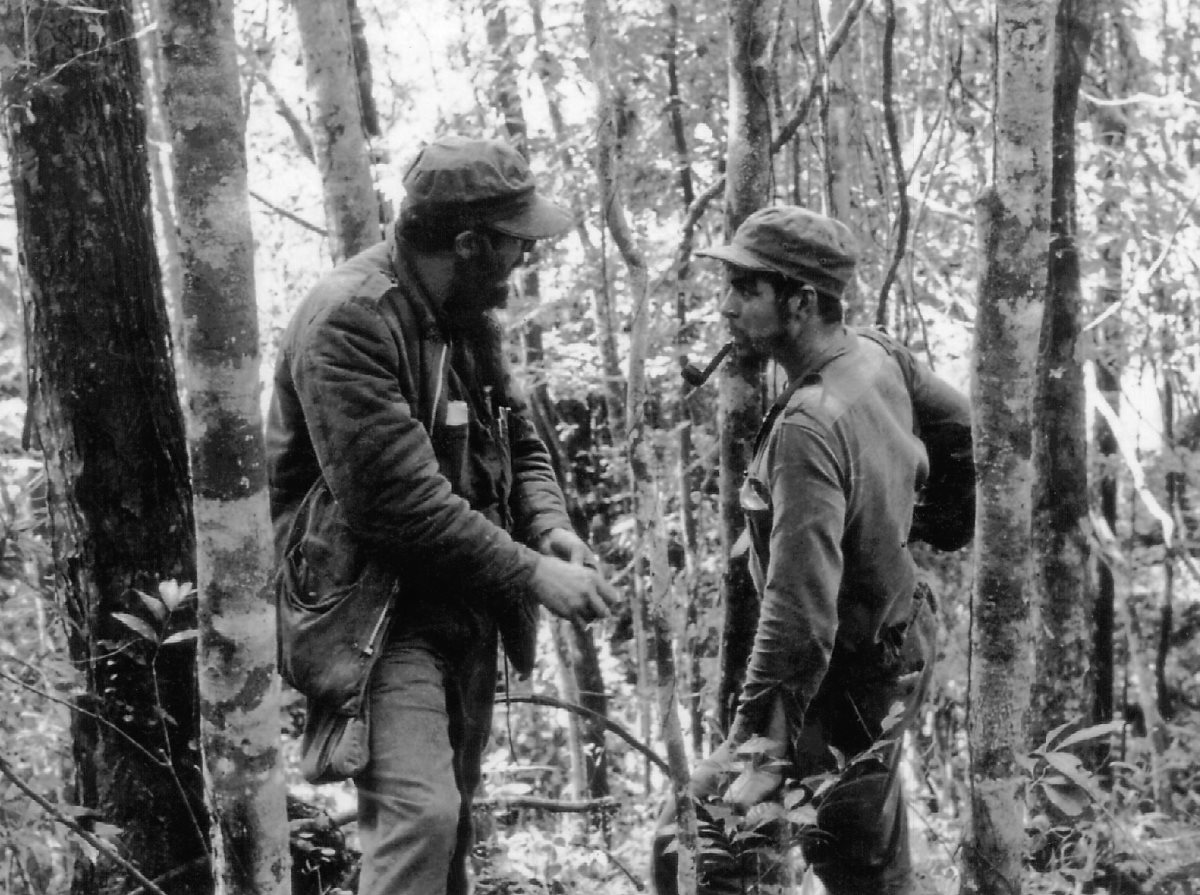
[
  {"xmin": 0, "ymin": 753, "xmax": 171, "ymax": 895},
  {"xmin": 670, "ymin": 0, "xmax": 870, "ymax": 273},
  {"xmin": 501, "ymin": 693, "xmax": 671, "ymax": 775},
  {"xmin": 249, "ymin": 190, "xmax": 328, "ymax": 235},
  {"xmin": 474, "ymin": 795, "xmax": 619, "ymax": 814},
  {"xmin": 875, "ymin": 0, "xmax": 910, "ymax": 328}
]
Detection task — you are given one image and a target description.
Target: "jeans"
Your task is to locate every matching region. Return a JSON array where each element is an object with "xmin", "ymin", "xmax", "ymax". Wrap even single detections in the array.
[{"xmin": 355, "ymin": 631, "xmax": 497, "ymax": 895}]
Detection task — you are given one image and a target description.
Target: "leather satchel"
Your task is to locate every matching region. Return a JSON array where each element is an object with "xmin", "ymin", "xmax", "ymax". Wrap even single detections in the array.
[{"xmin": 276, "ymin": 477, "xmax": 397, "ymax": 782}]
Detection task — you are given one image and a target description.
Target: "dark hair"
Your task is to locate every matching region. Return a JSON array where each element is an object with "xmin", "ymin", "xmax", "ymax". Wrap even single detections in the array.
[
  {"xmin": 760, "ymin": 271, "xmax": 844, "ymax": 324},
  {"xmin": 397, "ymin": 206, "xmax": 479, "ymax": 252}
]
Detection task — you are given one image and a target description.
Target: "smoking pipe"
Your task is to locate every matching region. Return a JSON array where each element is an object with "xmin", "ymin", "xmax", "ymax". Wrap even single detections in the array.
[{"xmin": 681, "ymin": 341, "xmax": 734, "ymax": 388}]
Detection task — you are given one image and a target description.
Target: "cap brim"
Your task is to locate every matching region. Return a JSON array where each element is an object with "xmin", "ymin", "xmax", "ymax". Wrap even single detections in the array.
[
  {"xmin": 487, "ymin": 193, "xmax": 574, "ymax": 240},
  {"xmin": 695, "ymin": 243, "xmax": 780, "ymax": 273}
]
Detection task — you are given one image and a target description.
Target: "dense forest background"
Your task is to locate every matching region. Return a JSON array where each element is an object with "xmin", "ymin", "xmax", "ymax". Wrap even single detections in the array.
[{"xmin": 0, "ymin": 0, "xmax": 1198, "ymax": 893}]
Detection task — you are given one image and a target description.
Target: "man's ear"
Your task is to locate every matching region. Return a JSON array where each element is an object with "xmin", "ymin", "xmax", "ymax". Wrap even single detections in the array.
[
  {"xmin": 454, "ymin": 230, "xmax": 481, "ymax": 259},
  {"xmin": 788, "ymin": 285, "xmax": 816, "ymax": 322}
]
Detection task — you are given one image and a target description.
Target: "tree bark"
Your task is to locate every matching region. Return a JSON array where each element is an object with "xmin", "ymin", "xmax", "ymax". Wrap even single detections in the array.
[
  {"xmin": 158, "ymin": 0, "xmax": 292, "ymax": 891},
  {"xmin": 292, "ymin": 0, "xmax": 380, "ymax": 261},
  {"xmin": 0, "ymin": 4, "xmax": 208, "ymax": 893},
  {"xmin": 964, "ymin": 2, "xmax": 1055, "ymax": 892},
  {"xmin": 823, "ymin": 0, "xmax": 862, "ymax": 318},
  {"xmin": 1029, "ymin": 0, "xmax": 1096, "ymax": 750},
  {"xmin": 716, "ymin": 0, "xmax": 772, "ymax": 737}
]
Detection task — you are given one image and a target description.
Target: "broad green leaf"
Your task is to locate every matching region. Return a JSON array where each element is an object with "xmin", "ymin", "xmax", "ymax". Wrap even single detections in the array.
[
  {"xmin": 162, "ymin": 629, "xmax": 198, "ymax": 646},
  {"xmin": 1041, "ymin": 782, "xmax": 1087, "ymax": 817},
  {"xmin": 136, "ymin": 590, "xmax": 168, "ymax": 625},
  {"xmin": 111, "ymin": 612, "xmax": 158, "ymax": 644},
  {"xmin": 1037, "ymin": 719, "xmax": 1075, "ymax": 752},
  {"xmin": 1041, "ymin": 751, "xmax": 1098, "ymax": 797},
  {"xmin": 745, "ymin": 802, "xmax": 784, "ymax": 828},
  {"xmin": 787, "ymin": 805, "xmax": 818, "ymax": 827},
  {"xmin": 1056, "ymin": 721, "xmax": 1122, "ymax": 750}
]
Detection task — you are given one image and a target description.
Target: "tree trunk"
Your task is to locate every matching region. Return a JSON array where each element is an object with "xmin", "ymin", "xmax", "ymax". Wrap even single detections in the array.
[
  {"xmin": 158, "ymin": 0, "xmax": 292, "ymax": 891},
  {"xmin": 716, "ymin": 0, "xmax": 772, "ymax": 737},
  {"xmin": 823, "ymin": 0, "xmax": 862, "ymax": 318},
  {"xmin": 963, "ymin": 2, "xmax": 1055, "ymax": 892},
  {"xmin": 1029, "ymin": 0, "xmax": 1096, "ymax": 750},
  {"xmin": 584, "ymin": 1, "xmax": 697, "ymax": 890},
  {"xmin": 292, "ymin": 0, "xmax": 380, "ymax": 261},
  {"xmin": 0, "ymin": 4, "xmax": 209, "ymax": 893},
  {"xmin": 488, "ymin": 0, "xmax": 611, "ymax": 799}
]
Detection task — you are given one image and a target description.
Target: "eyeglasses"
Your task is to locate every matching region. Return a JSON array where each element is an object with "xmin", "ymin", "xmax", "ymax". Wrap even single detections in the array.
[{"xmin": 482, "ymin": 229, "xmax": 535, "ymax": 256}]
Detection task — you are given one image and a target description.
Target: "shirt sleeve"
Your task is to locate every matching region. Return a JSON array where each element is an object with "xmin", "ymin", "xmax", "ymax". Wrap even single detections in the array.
[
  {"xmin": 290, "ymin": 296, "xmax": 540, "ymax": 597},
  {"xmin": 732, "ymin": 416, "xmax": 844, "ymax": 744}
]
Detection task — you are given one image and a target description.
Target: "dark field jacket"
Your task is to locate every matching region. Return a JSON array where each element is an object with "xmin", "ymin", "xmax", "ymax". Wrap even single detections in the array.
[{"xmin": 266, "ymin": 233, "xmax": 571, "ymax": 665}]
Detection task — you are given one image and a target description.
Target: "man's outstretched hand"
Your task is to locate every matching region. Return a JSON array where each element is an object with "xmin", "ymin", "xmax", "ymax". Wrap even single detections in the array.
[
  {"xmin": 537, "ymin": 528, "xmax": 597, "ymax": 567},
  {"xmin": 529, "ymin": 553, "xmax": 619, "ymax": 626}
]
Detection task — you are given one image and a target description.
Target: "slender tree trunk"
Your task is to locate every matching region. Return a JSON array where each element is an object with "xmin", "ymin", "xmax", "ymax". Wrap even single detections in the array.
[
  {"xmin": 823, "ymin": 0, "xmax": 862, "ymax": 318},
  {"xmin": 487, "ymin": 0, "xmax": 611, "ymax": 798},
  {"xmin": 1090, "ymin": 0, "xmax": 1139, "ymax": 758},
  {"xmin": 1, "ymin": 5, "xmax": 209, "ymax": 893},
  {"xmin": 716, "ymin": 0, "xmax": 772, "ymax": 737},
  {"xmin": 665, "ymin": 0, "xmax": 708, "ymax": 753},
  {"xmin": 1030, "ymin": 0, "xmax": 1096, "ymax": 749},
  {"xmin": 963, "ymin": 2, "xmax": 1055, "ymax": 893},
  {"xmin": 292, "ymin": 0, "xmax": 379, "ymax": 261},
  {"xmin": 158, "ymin": 1, "xmax": 292, "ymax": 890},
  {"xmin": 584, "ymin": 1, "xmax": 697, "ymax": 890}
]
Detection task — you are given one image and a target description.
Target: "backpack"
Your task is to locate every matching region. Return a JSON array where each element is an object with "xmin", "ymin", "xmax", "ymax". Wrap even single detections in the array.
[{"xmin": 858, "ymin": 328, "xmax": 975, "ymax": 552}]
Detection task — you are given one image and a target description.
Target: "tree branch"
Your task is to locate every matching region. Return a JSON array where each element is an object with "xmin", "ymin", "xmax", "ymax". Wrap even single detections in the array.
[
  {"xmin": 672, "ymin": 0, "xmax": 869, "ymax": 267},
  {"xmin": 875, "ymin": 0, "xmax": 911, "ymax": 328},
  {"xmin": 0, "ymin": 753, "xmax": 171, "ymax": 895},
  {"xmin": 501, "ymin": 693, "xmax": 671, "ymax": 775},
  {"xmin": 249, "ymin": 190, "xmax": 328, "ymax": 235}
]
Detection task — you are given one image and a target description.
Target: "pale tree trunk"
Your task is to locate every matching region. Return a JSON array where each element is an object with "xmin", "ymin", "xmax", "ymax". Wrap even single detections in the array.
[
  {"xmin": 292, "ymin": 0, "xmax": 379, "ymax": 261},
  {"xmin": 583, "ymin": 0, "xmax": 696, "ymax": 891},
  {"xmin": 716, "ymin": 0, "xmax": 772, "ymax": 739},
  {"xmin": 158, "ymin": 1, "xmax": 291, "ymax": 891},
  {"xmin": 665, "ymin": 0, "xmax": 707, "ymax": 754},
  {"xmin": 822, "ymin": 0, "xmax": 862, "ymax": 318},
  {"xmin": 1029, "ymin": 0, "xmax": 1096, "ymax": 750},
  {"xmin": 487, "ymin": 0, "xmax": 609, "ymax": 799},
  {"xmin": 963, "ymin": 2, "xmax": 1055, "ymax": 893},
  {"xmin": 0, "ymin": 4, "xmax": 209, "ymax": 893}
]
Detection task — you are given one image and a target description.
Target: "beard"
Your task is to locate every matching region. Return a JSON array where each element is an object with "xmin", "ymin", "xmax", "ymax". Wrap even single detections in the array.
[
  {"xmin": 444, "ymin": 243, "xmax": 512, "ymax": 331},
  {"xmin": 729, "ymin": 327, "xmax": 786, "ymax": 363}
]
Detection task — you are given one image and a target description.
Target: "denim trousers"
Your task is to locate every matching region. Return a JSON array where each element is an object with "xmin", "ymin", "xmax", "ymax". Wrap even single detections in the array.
[{"xmin": 355, "ymin": 631, "xmax": 497, "ymax": 895}]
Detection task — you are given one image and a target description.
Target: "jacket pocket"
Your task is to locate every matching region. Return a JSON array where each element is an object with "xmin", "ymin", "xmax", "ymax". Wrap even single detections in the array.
[{"xmin": 433, "ymin": 418, "xmax": 469, "ymax": 492}]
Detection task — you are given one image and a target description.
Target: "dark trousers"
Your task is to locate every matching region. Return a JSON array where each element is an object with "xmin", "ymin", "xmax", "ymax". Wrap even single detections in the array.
[{"xmin": 653, "ymin": 588, "xmax": 937, "ymax": 895}]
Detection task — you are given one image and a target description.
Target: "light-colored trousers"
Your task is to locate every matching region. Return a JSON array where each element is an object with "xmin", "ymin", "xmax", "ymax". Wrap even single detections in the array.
[{"xmin": 355, "ymin": 633, "xmax": 497, "ymax": 895}]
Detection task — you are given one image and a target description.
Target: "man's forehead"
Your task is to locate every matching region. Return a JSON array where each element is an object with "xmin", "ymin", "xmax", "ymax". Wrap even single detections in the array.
[{"xmin": 725, "ymin": 266, "xmax": 762, "ymax": 285}]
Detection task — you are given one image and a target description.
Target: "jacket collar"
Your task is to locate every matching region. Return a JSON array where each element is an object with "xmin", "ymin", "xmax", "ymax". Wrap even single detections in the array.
[{"xmin": 386, "ymin": 229, "xmax": 450, "ymax": 341}]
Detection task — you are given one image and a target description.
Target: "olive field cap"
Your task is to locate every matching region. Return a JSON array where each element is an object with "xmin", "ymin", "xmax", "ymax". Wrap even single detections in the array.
[
  {"xmin": 697, "ymin": 205, "xmax": 858, "ymax": 300},
  {"xmin": 400, "ymin": 135, "xmax": 573, "ymax": 240}
]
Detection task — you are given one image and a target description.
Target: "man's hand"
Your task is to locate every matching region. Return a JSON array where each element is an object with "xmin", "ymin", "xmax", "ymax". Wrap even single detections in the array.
[
  {"xmin": 689, "ymin": 741, "xmax": 737, "ymax": 802},
  {"xmin": 537, "ymin": 528, "xmax": 596, "ymax": 567},
  {"xmin": 528, "ymin": 555, "xmax": 620, "ymax": 625}
]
